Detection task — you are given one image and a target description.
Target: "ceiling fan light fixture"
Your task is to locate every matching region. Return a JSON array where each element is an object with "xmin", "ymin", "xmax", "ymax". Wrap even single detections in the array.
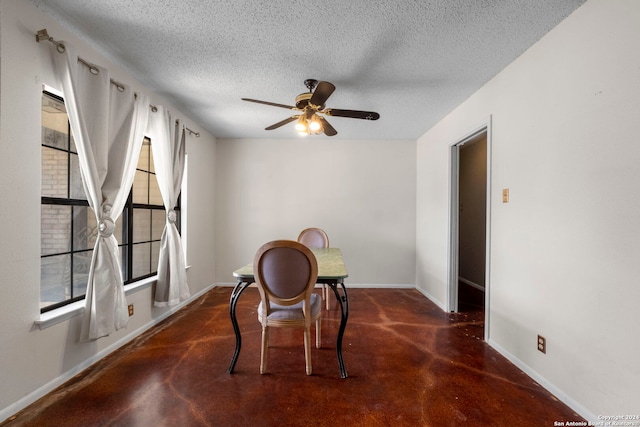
[
  {"xmin": 309, "ymin": 114, "xmax": 322, "ymax": 132},
  {"xmin": 242, "ymin": 79, "xmax": 380, "ymax": 137},
  {"xmin": 294, "ymin": 115, "xmax": 308, "ymax": 133}
]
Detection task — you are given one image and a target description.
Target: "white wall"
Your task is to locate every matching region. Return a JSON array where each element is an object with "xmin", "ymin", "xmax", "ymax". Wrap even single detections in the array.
[
  {"xmin": 214, "ymin": 138, "xmax": 416, "ymax": 286},
  {"xmin": 0, "ymin": 0, "xmax": 216, "ymax": 419},
  {"xmin": 4, "ymin": 0, "xmax": 635, "ymax": 422},
  {"xmin": 417, "ymin": 0, "xmax": 640, "ymax": 419}
]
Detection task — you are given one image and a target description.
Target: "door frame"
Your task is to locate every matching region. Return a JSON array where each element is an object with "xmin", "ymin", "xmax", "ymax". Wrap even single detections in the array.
[{"xmin": 447, "ymin": 117, "xmax": 492, "ymax": 341}]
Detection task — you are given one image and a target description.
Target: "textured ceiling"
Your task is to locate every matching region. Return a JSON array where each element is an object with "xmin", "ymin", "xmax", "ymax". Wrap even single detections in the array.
[{"xmin": 30, "ymin": 0, "xmax": 586, "ymax": 140}]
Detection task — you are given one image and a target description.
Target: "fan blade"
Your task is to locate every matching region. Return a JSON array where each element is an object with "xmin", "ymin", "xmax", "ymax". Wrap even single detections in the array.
[
  {"xmin": 242, "ymin": 98, "xmax": 296, "ymax": 110},
  {"xmin": 320, "ymin": 117, "xmax": 337, "ymax": 136},
  {"xmin": 309, "ymin": 81, "xmax": 336, "ymax": 108},
  {"xmin": 325, "ymin": 108, "xmax": 380, "ymax": 120},
  {"xmin": 265, "ymin": 116, "xmax": 298, "ymax": 130}
]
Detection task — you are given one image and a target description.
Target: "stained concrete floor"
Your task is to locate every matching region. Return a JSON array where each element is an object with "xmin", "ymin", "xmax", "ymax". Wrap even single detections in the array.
[{"xmin": 2, "ymin": 287, "xmax": 585, "ymax": 426}]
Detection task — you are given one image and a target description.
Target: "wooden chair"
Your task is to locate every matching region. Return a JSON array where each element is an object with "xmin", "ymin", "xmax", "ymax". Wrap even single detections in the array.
[
  {"xmin": 297, "ymin": 227, "xmax": 331, "ymax": 310},
  {"xmin": 254, "ymin": 240, "xmax": 321, "ymax": 375}
]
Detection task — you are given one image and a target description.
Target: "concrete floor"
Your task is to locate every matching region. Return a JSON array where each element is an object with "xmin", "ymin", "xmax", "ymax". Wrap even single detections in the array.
[{"xmin": 3, "ymin": 287, "xmax": 584, "ymax": 426}]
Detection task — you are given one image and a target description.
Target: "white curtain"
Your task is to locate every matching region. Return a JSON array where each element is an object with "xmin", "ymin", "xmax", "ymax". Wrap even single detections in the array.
[
  {"xmin": 146, "ymin": 106, "xmax": 189, "ymax": 307},
  {"xmin": 50, "ymin": 43, "xmax": 150, "ymax": 340}
]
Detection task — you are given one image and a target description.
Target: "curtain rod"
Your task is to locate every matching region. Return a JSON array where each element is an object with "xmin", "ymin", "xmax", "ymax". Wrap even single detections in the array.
[
  {"xmin": 173, "ymin": 120, "xmax": 200, "ymax": 137},
  {"xmin": 185, "ymin": 127, "xmax": 200, "ymax": 137},
  {"xmin": 36, "ymin": 29, "xmax": 200, "ymax": 137}
]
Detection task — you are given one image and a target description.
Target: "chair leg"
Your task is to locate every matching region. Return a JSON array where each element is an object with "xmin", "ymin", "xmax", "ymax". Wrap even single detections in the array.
[
  {"xmin": 260, "ymin": 325, "xmax": 269, "ymax": 374},
  {"xmin": 325, "ymin": 284, "xmax": 330, "ymax": 310},
  {"xmin": 304, "ymin": 327, "xmax": 312, "ymax": 375},
  {"xmin": 320, "ymin": 284, "xmax": 326, "ymax": 304},
  {"xmin": 315, "ymin": 318, "xmax": 321, "ymax": 348}
]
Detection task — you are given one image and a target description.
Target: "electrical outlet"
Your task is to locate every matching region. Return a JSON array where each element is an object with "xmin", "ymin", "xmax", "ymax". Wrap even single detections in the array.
[
  {"xmin": 128, "ymin": 304, "xmax": 134, "ymax": 317},
  {"xmin": 537, "ymin": 335, "xmax": 546, "ymax": 354},
  {"xmin": 502, "ymin": 188, "xmax": 510, "ymax": 203}
]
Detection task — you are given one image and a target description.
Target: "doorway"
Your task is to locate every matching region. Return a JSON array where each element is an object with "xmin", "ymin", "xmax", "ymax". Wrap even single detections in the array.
[
  {"xmin": 448, "ymin": 124, "xmax": 490, "ymax": 338},
  {"xmin": 458, "ymin": 134, "xmax": 487, "ymax": 312}
]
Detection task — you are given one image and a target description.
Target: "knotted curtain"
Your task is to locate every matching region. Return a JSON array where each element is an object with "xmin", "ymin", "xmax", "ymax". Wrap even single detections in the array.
[
  {"xmin": 146, "ymin": 106, "xmax": 189, "ymax": 307},
  {"xmin": 49, "ymin": 43, "xmax": 150, "ymax": 340}
]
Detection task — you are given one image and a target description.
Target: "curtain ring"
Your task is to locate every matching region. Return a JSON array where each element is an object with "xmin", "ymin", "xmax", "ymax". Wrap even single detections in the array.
[
  {"xmin": 56, "ymin": 43, "xmax": 66, "ymax": 53},
  {"xmin": 167, "ymin": 210, "xmax": 177, "ymax": 224},
  {"xmin": 98, "ymin": 217, "xmax": 115, "ymax": 238},
  {"xmin": 98, "ymin": 204, "xmax": 115, "ymax": 237},
  {"xmin": 111, "ymin": 80, "xmax": 125, "ymax": 92}
]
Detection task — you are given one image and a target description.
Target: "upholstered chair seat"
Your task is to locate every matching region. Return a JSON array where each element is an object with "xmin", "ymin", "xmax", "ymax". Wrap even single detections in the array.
[{"xmin": 258, "ymin": 293, "xmax": 322, "ymax": 323}]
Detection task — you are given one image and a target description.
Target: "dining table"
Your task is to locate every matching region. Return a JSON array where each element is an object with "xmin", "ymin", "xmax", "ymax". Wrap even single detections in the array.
[{"xmin": 228, "ymin": 247, "xmax": 350, "ymax": 378}]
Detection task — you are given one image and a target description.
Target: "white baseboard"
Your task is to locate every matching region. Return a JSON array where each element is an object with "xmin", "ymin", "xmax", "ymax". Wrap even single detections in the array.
[
  {"xmin": 341, "ymin": 283, "xmax": 415, "ymax": 289},
  {"xmin": 414, "ymin": 286, "xmax": 447, "ymax": 311},
  {"xmin": 216, "ymin": 282, "xmax": 415, "ymax": 289},
  {"xmin": 412, "ymin": 285, "xmax": 594, "ymax": 422},
  {"xmin": 487, "ymin": 339, "xmax": 596, "ymax": 423},
  {"xmin": 458, "ymin": 277, "xmax": 485, "ymax": 291},
  {"xmin": 0, "ymin": 283, "xmax": 216, "ymax": 424}
]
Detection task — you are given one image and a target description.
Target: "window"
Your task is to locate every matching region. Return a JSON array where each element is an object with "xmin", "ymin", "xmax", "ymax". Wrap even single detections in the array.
[
  {"xmin": 40, "ymin": 89, "xmax": 179, "ymax": 312},
  {"xmin": 128, "ymin": 139, "xmax": 170, "ymax": 282}
]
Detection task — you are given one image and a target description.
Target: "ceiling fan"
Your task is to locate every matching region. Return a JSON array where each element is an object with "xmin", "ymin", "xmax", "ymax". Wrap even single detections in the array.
[{"xmin": 242, "ymin": 79, "xmax": 380, "ymax": 136}]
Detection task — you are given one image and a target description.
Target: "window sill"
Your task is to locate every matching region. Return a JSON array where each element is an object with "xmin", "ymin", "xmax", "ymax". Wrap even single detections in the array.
[{"xmin": 34, "ymin": 275, "xmax": 158, "ymax": 330}]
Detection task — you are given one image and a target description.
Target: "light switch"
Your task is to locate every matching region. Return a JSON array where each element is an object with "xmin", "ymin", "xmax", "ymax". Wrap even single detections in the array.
[{"xmin": 502, "ymin": 188, "xmax": 509, "ymax": 203}]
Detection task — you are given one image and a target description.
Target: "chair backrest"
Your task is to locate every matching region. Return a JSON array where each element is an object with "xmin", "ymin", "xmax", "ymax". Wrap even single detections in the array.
[
  {"xmin": 297, "ymin": 228, "xmax": 329, "ymax": 249},
  {"xmin": 254, "ymin": 240, "xmax": 318, "ymax": 307}
]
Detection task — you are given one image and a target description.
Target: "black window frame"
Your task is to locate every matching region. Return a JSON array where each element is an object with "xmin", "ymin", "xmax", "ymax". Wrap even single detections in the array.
[{"xmin": 40, "ymin": 89, "xmax": 180, "ymax": 313}]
